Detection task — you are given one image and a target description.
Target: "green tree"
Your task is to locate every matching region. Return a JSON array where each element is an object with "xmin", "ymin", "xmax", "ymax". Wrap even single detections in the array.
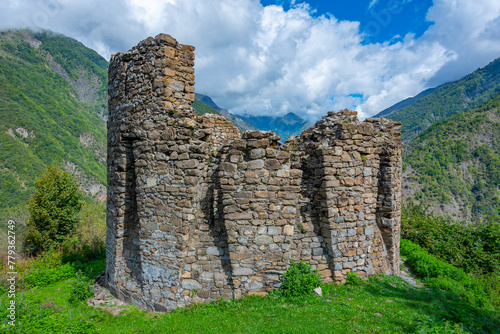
[{"xmin": 25, "ymin": 166, "xmax": 82, "ymax": 253}]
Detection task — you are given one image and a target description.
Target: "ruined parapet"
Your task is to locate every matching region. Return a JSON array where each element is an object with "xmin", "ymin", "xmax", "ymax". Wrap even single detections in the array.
[
  {"xmin": 285, "ymin": 110, "xmax": 401, "ymax": 281},
  {"xmin": 107, "ymin": 34, "xmax": 401, "ymax": 312},
  {"xmin": 220, "ymin": 131, "xmax": 302, "ymax": 296}
]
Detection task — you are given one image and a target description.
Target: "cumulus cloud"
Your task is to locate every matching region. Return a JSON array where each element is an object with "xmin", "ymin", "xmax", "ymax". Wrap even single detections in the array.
[
  {"xmin": 0, "ymin": 0, "xmax": 499, "ymax": 122},
  {"xmin": 423, "ymin": 0, "xmax": 500, "ymax": 86}
]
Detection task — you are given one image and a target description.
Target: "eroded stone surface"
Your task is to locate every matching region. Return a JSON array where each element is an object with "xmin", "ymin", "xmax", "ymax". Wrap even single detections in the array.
[{"xmin": 106, "ymin": 34, "xmax": 402, "ymax": 312}]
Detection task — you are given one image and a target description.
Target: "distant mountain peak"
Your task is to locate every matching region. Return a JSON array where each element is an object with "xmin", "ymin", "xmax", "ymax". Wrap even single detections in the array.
[
  {"xmin": 192, "ymin": 93, "xmax": 312, "ymax": 140},
  {"xmin": 238, "ymin": 112, "xmax": 312, "ymax": 141}
]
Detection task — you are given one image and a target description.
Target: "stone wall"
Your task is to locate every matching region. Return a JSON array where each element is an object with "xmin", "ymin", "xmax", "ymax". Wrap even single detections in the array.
[{"xmin": 106, "ymin": 34, "xmax": 402, "ymax": 312}]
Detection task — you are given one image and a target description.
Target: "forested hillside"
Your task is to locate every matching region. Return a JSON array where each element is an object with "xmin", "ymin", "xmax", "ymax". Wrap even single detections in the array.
[
  {"xmin": 403, "ymin": 94, "xmax": 500, "ymax": 221},
  {"xmin": 0, "ymin": 30, "xmax": 108, "ymax": 215},
  {"xmin": 192, "ymin": 99, "xmax": 221, "ymax": 116},
  {"xmin": 377, "ymin": 57, "xmax": 500, "ymax": 142}
]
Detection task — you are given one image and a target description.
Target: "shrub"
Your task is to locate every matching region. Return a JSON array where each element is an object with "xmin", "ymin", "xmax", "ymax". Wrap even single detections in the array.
[
  {"xmin": 401, "ymin": 239, "xmax": 491, "ymax": 308},
  {"xmin": 402, "ymin": 202, "xmax": 500, "ymax": 275},
  {"xmin": 24, "ymin": 166, "xmax": 82, "ymax": 254},
  {"xmin": 69, "ymin": 270, "xmax": 94, "ymax": 303},
  {"xmin": 24, "ymin": 263, "xmax": 75, "ymax": 289},
  {"xmin": 280, "ymin": 260, "xmax": 321, "ymax": 297},
  {"xmin": 345, "ymin": 272, "xmax": 363, "ymax": 286}
]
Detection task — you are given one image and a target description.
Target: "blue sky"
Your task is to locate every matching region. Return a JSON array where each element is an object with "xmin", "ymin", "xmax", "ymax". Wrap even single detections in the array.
[
  {"xmin": 262, "ymin": 0, "xmax": 434, "ymax": 44},
  {"xmin": 2, "ymin": 0, "xmax": 500, "ymax": 121}
]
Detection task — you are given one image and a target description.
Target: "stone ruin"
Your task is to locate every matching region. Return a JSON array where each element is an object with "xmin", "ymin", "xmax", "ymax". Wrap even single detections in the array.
[{"xmin": 106, "ymin": 34, "xmax": 402, "ymax": 312}]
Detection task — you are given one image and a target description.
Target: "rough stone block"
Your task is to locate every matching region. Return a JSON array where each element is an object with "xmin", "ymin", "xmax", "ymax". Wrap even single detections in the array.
[
  {"xmin": 146, "ymin": 177, "xmax": 157, "ymax": 187},
  {"xmin": 248, "ymin": 160, "xmax": 265, "ymax": 169},
  {"xmin": 254, "ymin": 235, "xmax": 273, "ymax": 245},
  {"xmin": 268, "ymin": 226, "xmax": 282, "ymax": 235},
  {"xmin": 283, "ymin": 225, "xmax": 294, "ymax": 236},
  {"xmin": 181, "ymin": 280, "xmax": 202, "ymax": 290},
  {"xmin": 249, "ymin": 148, "xmax": 266, "ymax": 159},
  {"xmin": 206, "ymin": 247, "xmax": 222, "ymax": 256},
  {"xmin": 233, "ymin": 267, "xmax": 253, "ymax": 276}
]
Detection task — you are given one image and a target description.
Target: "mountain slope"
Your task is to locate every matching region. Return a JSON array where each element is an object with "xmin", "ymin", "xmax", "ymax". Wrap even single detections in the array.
[
  {"xmin": 376, "ymin": 86, "xmax": 440, "ymax": 118},
  {"xmin": 193, "ymin": 93, "xmax": 258, "ymax": 131},
  {"xmin": 376, "ymin": 57, "xmax": 500, "ymax": 142},
  {"xmin": 403, "ymin": 93, "xmax": 500, "ymax": 221},
  {"xmin": 0, "ymin": 29, "xmax": 108, "ymax": 213},
  {"xmin": 192, "ymin": 99, "xmax": 221, "ymax": 116},
  {"xmin": 193, "ymin": 93, "xmax": 312, "ymax": 140}
]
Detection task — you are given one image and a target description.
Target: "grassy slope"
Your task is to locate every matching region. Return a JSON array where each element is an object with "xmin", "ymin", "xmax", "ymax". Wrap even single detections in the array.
[
  {"xmin": 0, "ymin": 30, "xmax": 107, "ymax": 213},
  {"xmin": 382, "ymin": 57, "xmax": 500, "ymax": 142},
  {"xmin": 403, "ymin": 94, "xmax": 500, "ymax": 221},
  {"xmin": 3, "ymin": 262, "xmax": 498, "ymax": 333}
]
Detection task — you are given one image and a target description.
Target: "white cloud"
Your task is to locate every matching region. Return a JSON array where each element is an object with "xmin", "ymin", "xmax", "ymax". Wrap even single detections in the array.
[
  {"xmin": 423, "ymin": 0, "xmax": 500, "ymax": 86},
  {"xmin": 368, "ymin": 0, "xmax": 379, "ymax": 10},
  {"xmin": 0, "ymin": 0, "xmax": 499, "ymax": 122}
]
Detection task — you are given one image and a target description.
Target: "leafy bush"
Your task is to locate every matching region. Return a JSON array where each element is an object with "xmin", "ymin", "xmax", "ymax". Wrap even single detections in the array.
[
  {"xmin": 402, "ymin": 203, "xmax": 500, "ymax": 275},
  {"xmin": 24, "ymin": 263, "xmax": 75, "ymax": 289},
  {"xmin": 345, "ymin": 272, "xmax": 363, "ymax": 286},
  {"xmin": 280, "ymin": 260, "xmax": 321, "ymax": 297},
  {"xmin": 25, "ymin": 166, "xmax": 83, "ymax": 254},
  {"xmin": 69, "ymin": 271, "xmax": 94, "ymax": 303},
  {"xmin": 401, "ymin": 239, "xmax": 492, "ymax": 308}
]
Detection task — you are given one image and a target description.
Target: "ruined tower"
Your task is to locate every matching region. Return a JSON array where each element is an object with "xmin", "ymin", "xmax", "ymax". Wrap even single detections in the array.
[{"xmin": 106, "ymin": 34, "xmax": 402, "ymax": 311}]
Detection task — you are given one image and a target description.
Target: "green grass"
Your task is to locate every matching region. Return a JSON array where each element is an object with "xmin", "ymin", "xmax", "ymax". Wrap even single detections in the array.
[{"xmin": 1, "ymin": 253, "xmax": 498, "ymax": 333}]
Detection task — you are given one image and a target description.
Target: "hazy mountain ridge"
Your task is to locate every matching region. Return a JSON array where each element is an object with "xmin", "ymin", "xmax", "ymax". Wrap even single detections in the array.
[
  {"xmin": 193, "ymin": 93, "xmax": 258, "ymax": 131},
  {"xmin": 376, "ymin": 57, "xmax": 500, "ymax": 142},
  {"xmin": 0, "ymin": 29, "xmax": 108, "ymax": 213},
  {"xmin": 238, "ymin": 112, "xmax": 313, "ymax": 141},
  {"xmin": 376, "ymin": 86, "xmax": 440, "ymax": 118},
  {"xmin": 193, "ymin": 93, "xmax": 312, "ymax": 140}
]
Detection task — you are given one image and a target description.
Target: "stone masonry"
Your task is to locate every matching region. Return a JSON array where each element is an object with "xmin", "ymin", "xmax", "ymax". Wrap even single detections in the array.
[{"xmin": 106, "ymin": 34, "xmax": 402, "ymax": 312}]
